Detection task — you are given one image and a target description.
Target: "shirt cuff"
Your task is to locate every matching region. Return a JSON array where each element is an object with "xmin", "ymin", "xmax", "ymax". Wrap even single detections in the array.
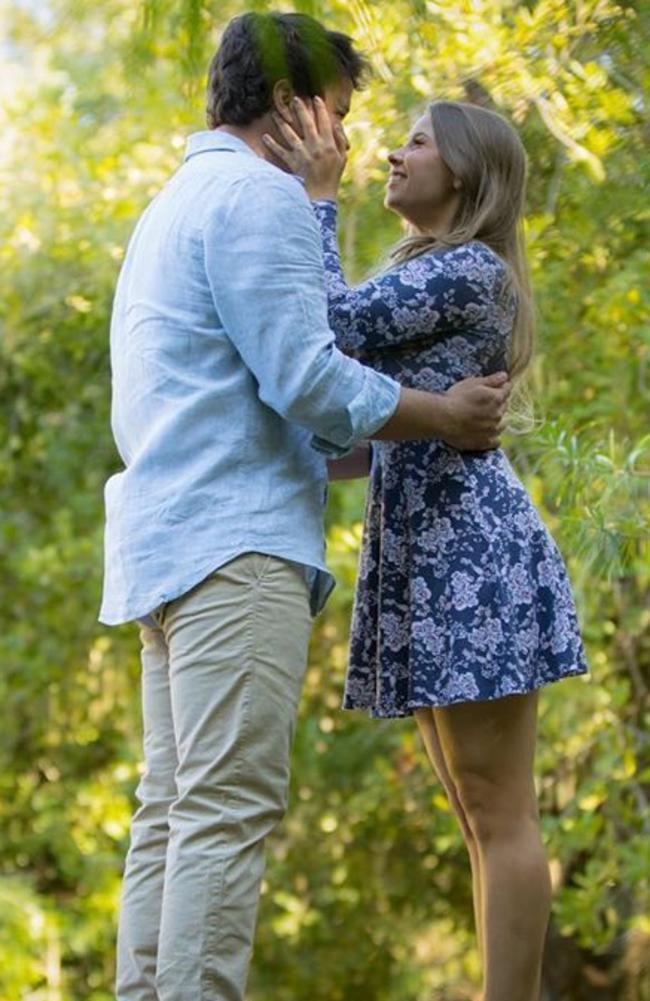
[{"xmin": 310, "ymin": 371, "xmax": 400, "ymax": 457}]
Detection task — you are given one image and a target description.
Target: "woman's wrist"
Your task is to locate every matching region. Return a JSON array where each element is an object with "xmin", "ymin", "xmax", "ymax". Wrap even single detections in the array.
[{"xmin": 307, "ymin": 188, "xmax": 339, "ymax": 203}]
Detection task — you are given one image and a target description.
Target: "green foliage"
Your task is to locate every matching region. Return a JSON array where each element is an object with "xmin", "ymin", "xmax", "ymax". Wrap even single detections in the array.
[{"xmin": 1, "ymin": 0, "xmax": 648, "ymax": 997}]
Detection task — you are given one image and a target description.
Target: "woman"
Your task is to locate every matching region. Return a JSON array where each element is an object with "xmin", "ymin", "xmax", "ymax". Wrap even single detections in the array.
[{"xmin": 264, "ymin": 97, "xmax": 588, "ymax": 1001}]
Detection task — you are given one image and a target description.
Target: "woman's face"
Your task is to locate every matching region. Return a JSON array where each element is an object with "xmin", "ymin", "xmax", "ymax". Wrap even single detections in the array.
[{"xmin": 385, "ymin": 113, "xmax": 460, "ymax": 233}]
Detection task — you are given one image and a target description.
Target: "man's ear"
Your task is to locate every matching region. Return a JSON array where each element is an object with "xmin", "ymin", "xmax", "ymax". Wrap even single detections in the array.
[{"xmin": 272, "ymin": 79, "xmax": 294, "ymax": 122}]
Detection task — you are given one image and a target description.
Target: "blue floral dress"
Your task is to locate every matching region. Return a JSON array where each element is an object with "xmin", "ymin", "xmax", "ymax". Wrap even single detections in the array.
[{"xmin": 312, "ymin": 200, "xmax": 588, "ymax": 718}]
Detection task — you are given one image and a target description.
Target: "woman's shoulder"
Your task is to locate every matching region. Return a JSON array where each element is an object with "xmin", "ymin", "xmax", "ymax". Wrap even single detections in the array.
[
  {"xmin": 385, "ymin": 239, "xmax": 509, "ymax": 295},
  {"xmin": 429, "ymin": 240, "xmax": 508, "ymax": 280}
]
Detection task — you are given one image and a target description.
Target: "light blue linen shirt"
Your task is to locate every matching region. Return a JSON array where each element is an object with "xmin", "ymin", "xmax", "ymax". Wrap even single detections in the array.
[{"xmin": 99, "ymin": 131, "xmax": 400, "ymax": 625}]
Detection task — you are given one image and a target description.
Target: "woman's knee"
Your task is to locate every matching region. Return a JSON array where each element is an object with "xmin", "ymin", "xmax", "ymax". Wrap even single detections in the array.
[
  {"xmin": 453, "ymin": 768, "xmax": 539, "ymax": 844},
  {"xmin": 445, "ymin": 784, "xmax": 477, "ymax": 845}
]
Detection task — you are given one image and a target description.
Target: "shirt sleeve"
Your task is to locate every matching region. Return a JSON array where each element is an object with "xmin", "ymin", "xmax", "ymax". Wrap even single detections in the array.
[
  {"xmin": 203, "ymin": 173, "xmax": 400, "ymax": 455},
  {"xmin": 311, "ymin": 200, "xmax": 514, "ymax": 357}
]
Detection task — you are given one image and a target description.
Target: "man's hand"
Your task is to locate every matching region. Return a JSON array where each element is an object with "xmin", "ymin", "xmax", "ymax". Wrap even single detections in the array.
[
  {"xmin": 372, "ymin": 372, "xmax": 511, "ymax": 450},
  {"xmin": 439, "ymin": 372, "xmax": 511, "ymax": 451}
]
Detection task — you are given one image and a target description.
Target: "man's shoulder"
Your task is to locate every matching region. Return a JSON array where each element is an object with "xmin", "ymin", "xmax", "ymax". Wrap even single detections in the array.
[
  {"xmin": 226, "ymin": 159, "xmax": 310, "ymax": 208},
  {"xmin": 203, "ymin": 160, "xmax": 315, "ymax": 237},
  {"xmin": 181, "ymin": 140, "xmax": 309, "ymax": 208}
]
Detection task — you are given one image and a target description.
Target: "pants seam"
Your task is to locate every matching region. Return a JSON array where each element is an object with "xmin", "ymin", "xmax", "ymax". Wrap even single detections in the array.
[{"xmin": 199, "ymin": 568, "xmax": 266, "ymax": 1001}]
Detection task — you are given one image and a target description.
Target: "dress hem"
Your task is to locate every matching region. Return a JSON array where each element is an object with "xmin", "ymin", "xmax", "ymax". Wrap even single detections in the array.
[{"xmin": 342, "ymin": 664, "xmax": 590, "ymax": 719}]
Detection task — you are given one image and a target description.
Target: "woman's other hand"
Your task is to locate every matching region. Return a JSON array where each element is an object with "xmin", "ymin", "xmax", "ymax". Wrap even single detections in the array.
[
  {"xmin": 262, "ymin": 96, "xmax": 348, "ymax": 201},
  {"xmin": 326, "ymin": 442, "xmax": 372, "ymax": 481}
]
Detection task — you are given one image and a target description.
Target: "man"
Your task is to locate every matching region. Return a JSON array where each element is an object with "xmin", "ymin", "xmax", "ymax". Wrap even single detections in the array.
[{"xmin": 101, "ymin": 12, "xmax": 510, "ymax": 1001}]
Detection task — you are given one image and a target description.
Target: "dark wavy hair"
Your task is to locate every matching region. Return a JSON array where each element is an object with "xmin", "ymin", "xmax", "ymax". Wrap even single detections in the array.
[{"xmin": 206, "ymin": 12, "xmax": 369, "ymax": 128}]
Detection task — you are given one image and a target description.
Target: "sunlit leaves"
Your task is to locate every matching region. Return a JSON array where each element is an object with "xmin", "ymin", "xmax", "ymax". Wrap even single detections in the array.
[{"xmin": 1, "ymin": 0, "xmax": 649, "ymax": 998}]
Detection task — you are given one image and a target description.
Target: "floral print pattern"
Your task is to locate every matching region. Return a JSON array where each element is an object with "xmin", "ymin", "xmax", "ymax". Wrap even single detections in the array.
[{"xmin": 313, "ymin": 200, "xmax": 588, "ymax": 718}]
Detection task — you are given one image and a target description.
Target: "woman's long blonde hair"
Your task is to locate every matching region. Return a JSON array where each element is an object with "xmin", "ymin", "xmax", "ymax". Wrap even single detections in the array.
[{"xmin": 391, "ymin": 100, "xmax": 535, "ymax": 379}]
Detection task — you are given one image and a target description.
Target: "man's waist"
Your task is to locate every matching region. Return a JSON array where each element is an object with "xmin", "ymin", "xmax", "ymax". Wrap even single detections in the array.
[{"xmin": 100, "ymin": 531, "xmax": 332, "ymax": 626}]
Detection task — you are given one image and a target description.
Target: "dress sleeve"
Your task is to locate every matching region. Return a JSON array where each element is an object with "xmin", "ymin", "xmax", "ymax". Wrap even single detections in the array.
[{"xmin": 311, "ymin": 200, "xmax": 513, "ymax": 356}]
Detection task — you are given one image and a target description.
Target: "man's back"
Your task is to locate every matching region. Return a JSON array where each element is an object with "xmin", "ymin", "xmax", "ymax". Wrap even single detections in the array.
[{"xmin": 100, "ymin": 130, "xmax": 399, "ymax": 625}]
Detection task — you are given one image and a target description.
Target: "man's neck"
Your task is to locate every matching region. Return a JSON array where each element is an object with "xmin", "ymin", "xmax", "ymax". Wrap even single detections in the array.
[
  {"xmin": 215, "ymin": 118, "xmax": 293, "ymax": 177},
  {"xmin": 216, "ymin": 119, "xmax": 273, "ymax": 163}
]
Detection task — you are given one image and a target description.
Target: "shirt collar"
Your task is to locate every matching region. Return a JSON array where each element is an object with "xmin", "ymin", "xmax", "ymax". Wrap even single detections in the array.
[
  {"xmin": 183, "ymin": 129, "xmax": 306, "ymax": 190},
  {"xmin": 184, "ymin": 130, "xmax": 259, "ymax": 162}
]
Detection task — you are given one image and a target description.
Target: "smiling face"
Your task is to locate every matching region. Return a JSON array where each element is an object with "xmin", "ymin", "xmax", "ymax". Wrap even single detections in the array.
[{"xmin": 385, "ymin": 113, "xmax": 461, "ymax": 234}]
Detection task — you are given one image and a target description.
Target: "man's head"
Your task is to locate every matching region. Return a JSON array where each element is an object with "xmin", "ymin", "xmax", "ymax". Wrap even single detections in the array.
[{"xmin": 206, "ymin": 12, "xmax": 368, "ymax": 130}]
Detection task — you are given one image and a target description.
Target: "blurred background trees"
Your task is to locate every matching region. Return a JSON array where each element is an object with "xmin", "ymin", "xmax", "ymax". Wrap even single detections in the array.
[{"xmin": 1, "ymin": 0, "xmax": 648, "ymax": 997}]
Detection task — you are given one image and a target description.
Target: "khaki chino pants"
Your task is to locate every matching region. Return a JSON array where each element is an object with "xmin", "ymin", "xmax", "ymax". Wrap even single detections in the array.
[{"xmin": 116, "ymin": 553, "xmax": 313, "ymax": 1001}]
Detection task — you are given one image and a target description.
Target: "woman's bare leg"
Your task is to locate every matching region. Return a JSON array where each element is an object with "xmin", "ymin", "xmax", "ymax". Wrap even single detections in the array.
[
  {"xmin": 415, "ymin": 708, "xmax": 484, "ymax": 961},
  {"xmin": 434, "ymin": 692, "xmax": 550, "ymax": 1001}
]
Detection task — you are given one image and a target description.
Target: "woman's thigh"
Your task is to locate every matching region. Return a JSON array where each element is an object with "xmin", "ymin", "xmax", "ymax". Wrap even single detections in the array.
[{"xmin": 433, "ymin": 693, "xmax": 540, "ymax": 824}]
